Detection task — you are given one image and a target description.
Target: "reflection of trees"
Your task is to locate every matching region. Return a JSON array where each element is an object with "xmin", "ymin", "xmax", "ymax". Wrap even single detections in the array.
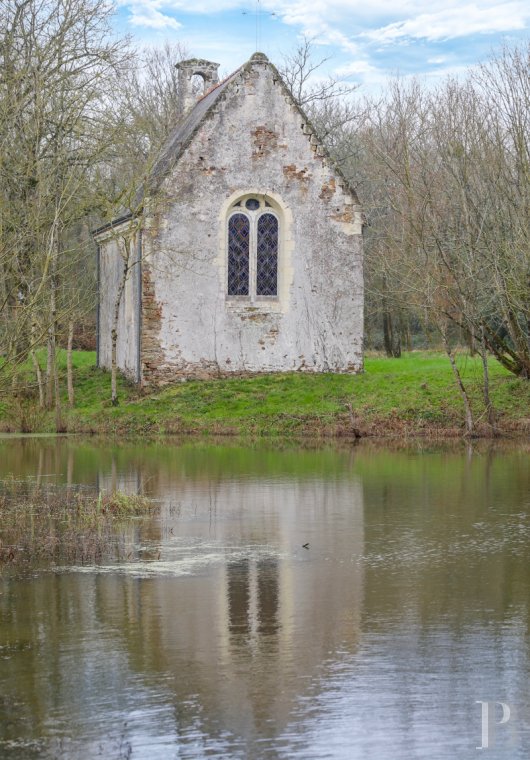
[
  {"xmin": 0, "ymin": 438, "xmax": 360, "ymax": 489},
  {"xmin": 359, "ymin": 448, "xmax": 530, "ymax": 631}
]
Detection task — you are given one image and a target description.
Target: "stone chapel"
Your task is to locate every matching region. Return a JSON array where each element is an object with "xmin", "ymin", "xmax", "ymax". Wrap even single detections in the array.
[{"xmin": 94, "ymin": 53, "xmax": 364, "ymax": 385}]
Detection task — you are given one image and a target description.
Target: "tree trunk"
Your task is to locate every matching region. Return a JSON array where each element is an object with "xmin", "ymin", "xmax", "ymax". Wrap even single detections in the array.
[
  {"xmin": 111, "ymin": 238, "xmax": 131, "ymax": 406},
  {"xmin": 67, "ymin": 320, "xmax": 74, "ymax": 408},
  {"xmin": 504, "ymin": 307, "xmax": 530, "ymax": 378},
  {"xmin": 403, "ymin": 316, "xmax": 413, "ymax": 352},
  {"xmin": 383, "ymin": 307, "xmax": 394, "ymax": 357},
  {"xmin": 49, "ymin": 240, "xmax": 63, "ymax": 432},
  {"xmin": 30, "ymin": 350, "xmax": 45, "ymax": 409},
  {"xmin": 111, "ymin": 325, "xmax": 119, "ymax": 406},
  {"xmin": 30, "ymin": 323, "xmax": 45, "ymax": 409},
  {"xmin": 480, "ymin": 324, "xmax": 498, "ymax": 436},
  {"xmin": 441, "ymin": 328, "xmax": 475, "ymax": 436},
  {"xmin": 467, "ymin": 327, "xmax": 476, "ymax": 356},
  {"xmin": 46, "ymin": 331, "xmax": 54, "ymax": 409},
  {"xmin": 382, "ymin": 276, "xmax": 401, "ymax": 357},
  {"xmin": 53, "ymin": 347, "xmax": 62, "ymax": 432}
]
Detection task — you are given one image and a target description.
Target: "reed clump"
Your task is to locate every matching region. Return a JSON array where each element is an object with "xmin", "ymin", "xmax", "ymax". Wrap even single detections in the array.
[{"xmin": 0, "ymin": 484, "xmax": 158, "ymax": 566}]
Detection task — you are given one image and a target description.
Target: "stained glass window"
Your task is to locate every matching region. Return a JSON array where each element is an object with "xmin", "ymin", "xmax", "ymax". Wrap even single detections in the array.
[
  {"xmin": 227, "ymin": 214, "xmax": 250, "ymax": 296},
  {"xmin": 256, "ymin": 213, "xmax": 278, "ymax": 296},
  {"xmin": 227, "ymin": 200, "xmax": 280, "ymax": 300}
]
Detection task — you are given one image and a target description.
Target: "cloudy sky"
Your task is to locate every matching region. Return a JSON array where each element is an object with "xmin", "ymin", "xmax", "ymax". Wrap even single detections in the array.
[{"xmin": 113, "ymin": 0, "xmax": 530, "ymax": 90}]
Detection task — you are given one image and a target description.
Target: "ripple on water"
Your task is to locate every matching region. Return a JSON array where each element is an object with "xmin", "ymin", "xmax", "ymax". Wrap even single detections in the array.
[{"xmin": 53, "ymin": 541, "xmax": 286, "ymax": 578}]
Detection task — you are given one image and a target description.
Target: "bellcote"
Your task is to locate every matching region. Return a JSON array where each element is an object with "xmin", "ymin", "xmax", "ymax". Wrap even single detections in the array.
[{"xmin": 176, "ymin": 58, "xmax": 220, "ymax": 114}]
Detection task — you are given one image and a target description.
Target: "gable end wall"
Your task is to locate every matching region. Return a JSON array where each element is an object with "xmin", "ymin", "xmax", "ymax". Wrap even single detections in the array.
[{"xmin": 140, "ymin": 59, "xmax": 363, "ymax": 384}]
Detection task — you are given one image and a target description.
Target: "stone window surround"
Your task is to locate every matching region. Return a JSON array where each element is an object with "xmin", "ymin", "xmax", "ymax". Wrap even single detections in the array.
[
  {"xmin": 227, "ymin": 197, "xmax": 279, "ymax": 303},
  {"xmin": 221, "ymin": 191, "xmax": 294, "ymax": 314}
]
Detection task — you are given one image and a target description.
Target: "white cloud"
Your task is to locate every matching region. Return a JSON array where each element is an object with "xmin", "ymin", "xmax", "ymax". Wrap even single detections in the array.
[
  {"xmin": 366, "ymin": 2, "xmax": 529, "ymax": 43},
  {"xmin": 120, "ymin": 0, "xmax": 182, "ymax": 29},
  {"xmin": 121, "ymin": 0, "xmax": 530, "ymax": 49},
  {"xmin": 130, "ymin": 10, "xmax": 181, "ymax": 29},
  {"xmin": 335, "ymin": 59, "xmax": 378, "ymax": 77},
  {"xmin": 145, "ymin": 0, "xmax": 244, "ymax": 11},
  {"xmin": 333, "ymin": 59, "xmax": 389, "ymax": 90},
  {"xmin": 118, "ymin": 0, "xmax": 530, "ymax": 92},
  {"xmin": 249, "ymin": 0, "xmax": 360, "ymax": 56}
]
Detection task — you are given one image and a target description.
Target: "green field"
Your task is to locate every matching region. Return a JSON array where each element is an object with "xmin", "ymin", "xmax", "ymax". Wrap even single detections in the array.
[{"xmin": 1, "ymin": 350, "xmax": 529, "ymax": 438}]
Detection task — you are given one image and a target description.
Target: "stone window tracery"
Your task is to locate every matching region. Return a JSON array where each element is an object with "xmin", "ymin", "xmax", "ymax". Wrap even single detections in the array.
[
  {"xmin": 256, "ymin": 213, "xmax": 278, "ymax": 296},
  {"xmin": 227, "ymin": 196, "xmax": 279, "ymax": 300},
  {"xmin": 227, "ymin": 214, "xmax": 250, "ymax": 296}
]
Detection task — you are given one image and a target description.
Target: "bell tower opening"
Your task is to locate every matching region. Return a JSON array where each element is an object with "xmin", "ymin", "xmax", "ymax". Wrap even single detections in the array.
[{"xmin": 176, "ymin": 58, "xmax": 220, "ymax": 114}]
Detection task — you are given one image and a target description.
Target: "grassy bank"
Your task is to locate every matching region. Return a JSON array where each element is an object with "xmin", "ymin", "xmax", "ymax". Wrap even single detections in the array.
[{"xmin": 1, "ymin": 350, "xmax": 530, "ymax": 438}]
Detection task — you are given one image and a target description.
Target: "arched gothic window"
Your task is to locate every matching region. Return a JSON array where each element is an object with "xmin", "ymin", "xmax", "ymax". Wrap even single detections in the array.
[
  {"xmin": 227, "ymin": 214, "xmax": 250, "ymax": 296},
  {"xmin": 227, "ymin": 196, "xmax": 279, "ymax": 299}
]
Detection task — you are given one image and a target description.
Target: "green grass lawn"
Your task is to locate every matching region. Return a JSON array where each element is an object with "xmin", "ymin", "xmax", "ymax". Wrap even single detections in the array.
[{"xmin": 2, "ymin": 350, "xmax": 529, "ymax": 437}]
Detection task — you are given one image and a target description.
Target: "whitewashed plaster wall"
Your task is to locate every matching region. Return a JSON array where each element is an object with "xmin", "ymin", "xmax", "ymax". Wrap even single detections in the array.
[
  {"xmin": 97, "ymin": 229, "xmax": 140, "ymax": 380},
  {"xmin": 140, "ymin": 56, "xmax": 363, "ymax": 383}
]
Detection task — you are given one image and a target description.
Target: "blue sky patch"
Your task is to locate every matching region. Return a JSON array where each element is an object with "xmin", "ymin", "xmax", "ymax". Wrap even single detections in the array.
[{"xmin": 113, "ymin": 0, "xmax": 530, "ymax": 92}]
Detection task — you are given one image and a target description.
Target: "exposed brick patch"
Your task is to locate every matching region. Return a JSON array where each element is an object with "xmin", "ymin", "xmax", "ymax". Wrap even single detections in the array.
[
  {"xmin": 141, "ymin": 259, "xmax": 165, "ymax": 386},
  {"xmin": 240, "ymin": 311, "xmax": 268, "ymax": 322},
  {"xmin": 143, "ymin": 362, "xmax": 363, "ymax": 388},
  {"xmin": 252, "ymin": 126, "xmax": 278, "ymax": 159},
  {"xmin": 282, "ymin": 164, "xmax": 310, "ymax": 183},
  {"xmin": 330, "ymin": 207, "xmax": 354, "ymax": 223},
  {"xmin": 319, "ymin": 178, "xmax": 336, "ymax": 200},
  {"xmin": 144, "ymin": 360, "xmax": 224, "ymax": 386}
]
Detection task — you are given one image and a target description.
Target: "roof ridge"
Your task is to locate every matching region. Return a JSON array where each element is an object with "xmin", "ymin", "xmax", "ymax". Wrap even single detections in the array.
[
  {"xmin": 94, "ymin": 53, "xmax": 360, "ymax": 233},
  {"xmin": 197, "ymin": 64, "xmax": 244, "ymax": 104}
]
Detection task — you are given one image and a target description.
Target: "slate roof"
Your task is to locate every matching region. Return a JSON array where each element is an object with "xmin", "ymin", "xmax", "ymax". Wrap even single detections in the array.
[
  {"xmin": 142, "ymin": 65, "xmax": 243, "ymax": 200},
  {"xmin": 92, "ymin": 67, "xmax": 243, "ymax": 237}
]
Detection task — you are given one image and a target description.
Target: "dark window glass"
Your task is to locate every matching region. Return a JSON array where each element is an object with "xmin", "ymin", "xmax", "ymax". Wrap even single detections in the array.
[
  {"xmin": 245, "ymin": 198, "xmax": 260, "ymax": 211},
  {"xmin": 256, "ymin": 213, "xmax": 278, "ymax": 296},
  {"xmin": 227, "ymin": 214, "xmax": 250, "ymax": 295}
]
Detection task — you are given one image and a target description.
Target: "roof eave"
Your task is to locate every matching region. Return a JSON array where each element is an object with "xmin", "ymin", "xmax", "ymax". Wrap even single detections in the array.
[{"xmin": 91, "ymin": 212, "xmax": 136, "ymax": 239}]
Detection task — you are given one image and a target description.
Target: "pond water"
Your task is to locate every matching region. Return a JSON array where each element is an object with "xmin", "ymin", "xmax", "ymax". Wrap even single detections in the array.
[{"xmin": 0, "ymin": 437, "xmax": 529, "ymax": 759}]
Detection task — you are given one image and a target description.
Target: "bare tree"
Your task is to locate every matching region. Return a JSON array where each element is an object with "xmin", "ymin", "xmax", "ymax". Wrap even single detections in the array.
[
  {"xmin": 0, "ymin": 0, "xmax": 129, "ymax": 424},
  {"xmin": 278, "ymin": 37, "xmax": 361, "ymax": 156}
]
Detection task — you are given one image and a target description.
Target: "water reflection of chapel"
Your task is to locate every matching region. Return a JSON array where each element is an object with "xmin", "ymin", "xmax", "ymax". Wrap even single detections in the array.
[{"xmin": 93, "ymin": 449, "xmax": 365, "ymax": 741}]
